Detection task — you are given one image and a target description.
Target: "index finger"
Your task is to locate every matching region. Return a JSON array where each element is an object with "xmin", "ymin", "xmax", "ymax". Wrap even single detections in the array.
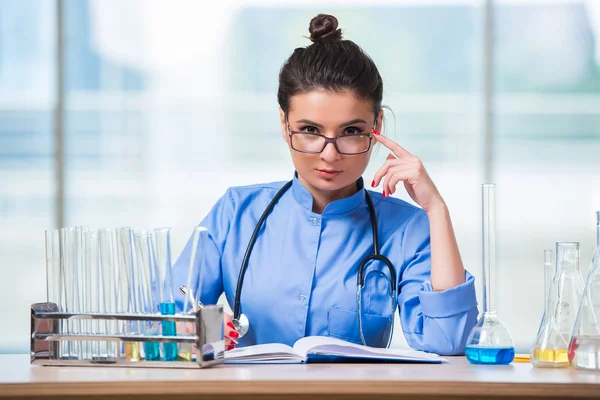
[{"xmin": 373, "ymin": 132, "xmax": 411, "ymax": 158}]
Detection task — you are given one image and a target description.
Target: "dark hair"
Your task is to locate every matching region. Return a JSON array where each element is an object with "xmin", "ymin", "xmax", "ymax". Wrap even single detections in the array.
[{"xmin": 277, "ymin": 14, "xmax": 383, "ymax": 119}]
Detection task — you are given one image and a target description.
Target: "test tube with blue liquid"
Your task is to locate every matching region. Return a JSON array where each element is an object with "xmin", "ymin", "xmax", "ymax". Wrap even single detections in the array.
[
  {"xmin": 465, "ymin": 184, "xmax": 515, "ymax": 365},
  {"xmin": 134, "ymin": 231, "xmax": 161, "ymax": 361},
  {"xmin": 153, "ymin": 228, "xmax": 178, "ymax": 361}
]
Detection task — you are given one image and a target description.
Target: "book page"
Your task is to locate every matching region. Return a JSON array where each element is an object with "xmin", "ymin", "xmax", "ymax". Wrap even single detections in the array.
[
  {"xmin": 293, "ymin": 336, "xmax": 443, "ymax": 361},
  {"xmin": 225, "ymin": 343, "xmax": 300, "ymax": 362}
]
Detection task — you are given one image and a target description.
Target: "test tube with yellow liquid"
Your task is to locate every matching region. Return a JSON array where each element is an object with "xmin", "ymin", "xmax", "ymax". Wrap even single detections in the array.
[{"xmin": 118, "ymin": 227, "xmax": 141, "ymax": 362}]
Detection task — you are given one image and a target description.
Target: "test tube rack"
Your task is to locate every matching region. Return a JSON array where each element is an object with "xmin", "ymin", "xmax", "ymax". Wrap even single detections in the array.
[{"xmin": 30, "ymin": 302, "xmax": 225, "ymax": 369}]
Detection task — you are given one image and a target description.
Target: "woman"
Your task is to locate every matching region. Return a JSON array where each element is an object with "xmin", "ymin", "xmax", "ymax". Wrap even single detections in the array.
[{"xmin": 172, "ymin": 14, "xmax": 478, "ymax": 356}]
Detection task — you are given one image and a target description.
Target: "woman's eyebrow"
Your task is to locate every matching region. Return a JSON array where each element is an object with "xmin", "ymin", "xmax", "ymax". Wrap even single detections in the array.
[
  {"xmin": 339, "ymin": 119, "xmax": 367, "ymax": 127},
  {"xmin": 294, "ymin": 118, "xmax": 367, "ymax": 128},
  {"xmin": 295, "ymin": 119, "xmax": 323, "ymax": 128}
]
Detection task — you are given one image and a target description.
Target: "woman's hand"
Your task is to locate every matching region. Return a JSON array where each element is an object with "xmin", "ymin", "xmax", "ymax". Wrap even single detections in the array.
[
  {"xmin": 224, "ymin": 312, "xmax": 239, "ymax": 351},
  {"xmin": 371, "ymin": 132, "xmax": 445, "ymax": 213},
  {"xmin": 372, "ymin": 131, "xmax": 466, "ymax": 291}
]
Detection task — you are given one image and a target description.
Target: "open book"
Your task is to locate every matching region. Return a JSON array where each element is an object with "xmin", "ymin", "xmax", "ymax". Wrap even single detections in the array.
[{"xmin": 224, "ymin": 336, "xmax": 446, "ymax": 364}]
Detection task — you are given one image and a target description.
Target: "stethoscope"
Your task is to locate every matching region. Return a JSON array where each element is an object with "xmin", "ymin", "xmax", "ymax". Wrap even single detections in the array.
[{"xmin": 231, "ymin": 179, "xmax": 398, "ymax": 348}]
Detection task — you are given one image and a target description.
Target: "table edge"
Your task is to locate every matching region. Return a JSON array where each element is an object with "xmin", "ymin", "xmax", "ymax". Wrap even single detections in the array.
[{"xmin": 1, "ymin": 380, "xmax": 599, "ymax": 398}]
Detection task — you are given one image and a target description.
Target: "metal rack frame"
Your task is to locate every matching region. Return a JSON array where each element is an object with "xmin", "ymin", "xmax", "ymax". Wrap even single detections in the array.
[{"xmin": 30, "ymin": 302, "xmax": 225, "ymax": 369}]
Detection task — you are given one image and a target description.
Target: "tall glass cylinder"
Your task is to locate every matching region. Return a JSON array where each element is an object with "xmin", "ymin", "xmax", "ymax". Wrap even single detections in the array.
[
  {"xmin": 482, "ymin": 183, "xmax": 495, "ymax": 313},
  {"xmin": 465, "ymin": 183, "xmax": 515, "ymax": 365}
]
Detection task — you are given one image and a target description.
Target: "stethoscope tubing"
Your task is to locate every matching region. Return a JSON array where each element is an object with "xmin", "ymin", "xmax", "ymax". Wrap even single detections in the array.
[{"xmin": 232, "ymin": 179, "xmax": 396, "ymax": 346}]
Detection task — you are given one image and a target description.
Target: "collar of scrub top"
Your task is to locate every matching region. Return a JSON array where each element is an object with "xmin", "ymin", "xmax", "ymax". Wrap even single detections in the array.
[{"xmin": 290, "ymin": 172, "xmax": 368, "ymax": 215}]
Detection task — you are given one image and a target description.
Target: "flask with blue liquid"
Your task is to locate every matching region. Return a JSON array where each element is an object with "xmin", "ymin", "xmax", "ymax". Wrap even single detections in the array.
[{"xmin": 465, "ymin": 184, "xmax": 515, "ymax": 365}]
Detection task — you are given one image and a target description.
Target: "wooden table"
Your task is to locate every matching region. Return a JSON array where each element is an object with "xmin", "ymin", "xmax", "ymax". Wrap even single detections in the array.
[{"xmin": 1, "ymin": 354, "xmax": 600, "ymax": 399}]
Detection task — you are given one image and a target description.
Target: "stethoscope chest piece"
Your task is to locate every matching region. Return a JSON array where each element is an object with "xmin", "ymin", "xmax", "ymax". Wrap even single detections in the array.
[{"xmin": 232, "ymin": 313, "xmax": 249, "ymax": 338}]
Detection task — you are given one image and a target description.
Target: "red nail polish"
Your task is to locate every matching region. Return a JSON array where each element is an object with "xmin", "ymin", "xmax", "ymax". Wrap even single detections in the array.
[
  {"xmin": 371, "ymin": 180, "xmax": 375, "ymax": 188},
  {"xmin": 372, "ymin": 129, "xmax": 380, "ymax": 136},
  {"xmin": 383, "ymin": 191, "xmax": 387, "ymax": 198},
  {"xmin": 229, "ymin": 330, "xmax": 240, "ymax": 339},
  {"xmin": 227, "ymin": 322, "xmax": 235, "ymax": 330},
  {"xmin": 226, "ymin": 343, "xmax": 235, "ymax": 351}
]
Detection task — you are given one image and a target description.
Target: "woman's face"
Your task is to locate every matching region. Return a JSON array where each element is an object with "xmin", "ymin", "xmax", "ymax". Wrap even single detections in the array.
[{"xmin": 279, "ymin": 90, "xmax": 383, "ymax": 193}]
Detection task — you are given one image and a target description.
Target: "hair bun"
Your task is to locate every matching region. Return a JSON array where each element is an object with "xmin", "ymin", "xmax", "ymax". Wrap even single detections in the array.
[{"xmin": 309, "ymin": 14, "xmax": 342, "ymax": 42}]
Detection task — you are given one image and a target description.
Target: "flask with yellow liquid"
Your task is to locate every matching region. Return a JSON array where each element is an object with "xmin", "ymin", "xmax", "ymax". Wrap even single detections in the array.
[{"xmin": 531, "ymin": 243, "xmax": 584, "ymax": 367}]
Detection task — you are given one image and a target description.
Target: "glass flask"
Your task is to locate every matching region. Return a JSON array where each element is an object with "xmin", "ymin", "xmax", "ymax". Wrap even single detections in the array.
[
  {"xmin": 569, "ymin": 211, "xmax": 600, "ymax": 370},
  {"xmin": 536, "ymin": 250, "xmax": 554, "ymax": 336},
  {"xmin": 465, "ymin": 184, "xmax": 515, "ymax": 365},
  {"xmin": 530, "ymin": 244, "xmax": 578, "ymax": 367},
  {"xmin": 530, "ymin": 249, "xmax": 554, "ymax": 364}
]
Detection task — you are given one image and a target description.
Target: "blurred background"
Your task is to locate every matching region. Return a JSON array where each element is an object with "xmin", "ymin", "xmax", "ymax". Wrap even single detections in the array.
[{"xmin": 1, "ymin": 0, "xmax": 599, "ymax": 354}]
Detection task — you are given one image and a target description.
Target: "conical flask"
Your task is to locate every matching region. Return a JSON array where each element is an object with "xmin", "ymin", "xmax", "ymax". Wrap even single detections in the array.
[
  {"xmin": 465, "ymin": 184, "xmax": 515, "ymax": 365},
  {"xmin": 531, "ymin": 249, "xmax": 554, "ymax": 356},
  {"xmin": 569, "ymin": 211, "xmax": 600, "ymax": 370},
  {"xmin": 530, "ymin": 245, "xmax": 575, "ymax": 367}
]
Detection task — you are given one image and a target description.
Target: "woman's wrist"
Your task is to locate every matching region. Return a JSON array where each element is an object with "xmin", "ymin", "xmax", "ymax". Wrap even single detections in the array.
[{"xmin": 425, "ymin": 198, "xmax": 448, "ymax": 217}]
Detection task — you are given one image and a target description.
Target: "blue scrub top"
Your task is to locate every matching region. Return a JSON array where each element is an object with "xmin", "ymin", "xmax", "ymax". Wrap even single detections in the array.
[{"xmin": 172, "ymin": 174, "xmax": 478, "ymax": 355}]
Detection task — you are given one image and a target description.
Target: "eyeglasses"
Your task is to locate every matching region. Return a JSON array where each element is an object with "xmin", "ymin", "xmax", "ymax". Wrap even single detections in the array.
[{"xmin": 287, "ymin": 126, "xmax": 374, "ymax": 155}]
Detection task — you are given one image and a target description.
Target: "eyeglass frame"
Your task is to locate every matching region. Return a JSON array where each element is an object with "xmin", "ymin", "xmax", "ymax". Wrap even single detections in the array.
[{"xmin": 286, "ymin": 123, "xmax": 377, "ymax": 155}]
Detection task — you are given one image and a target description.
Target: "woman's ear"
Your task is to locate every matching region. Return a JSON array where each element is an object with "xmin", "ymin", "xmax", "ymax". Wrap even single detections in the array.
[
  {"xmin": 279, "ymin": 108, "xmax": 288, "ymax": 143},
  {"xmin": 376, "ymin": 109, "xmax": 384, "ymax": 132}
]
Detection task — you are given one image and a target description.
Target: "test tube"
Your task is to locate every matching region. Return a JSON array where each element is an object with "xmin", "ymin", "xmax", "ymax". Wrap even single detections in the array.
[
  {"xmin": 178, "ymin": 227, "xmax": 208, "ymax": 361},
  {"xmin": 153, "ymin": 228, "xmax": 177, "ymax": 361},
  {"xmin": 74, "ymin": 226, "xmax": 89, "ymax": 360},
  {"xmin": 45, "ymin": 229, "xmax": 60, "ymax": 305},
  {"xmin": 118, "ymin": 227, "xmax": 140, "ymax": 361},
  {"xmin": 134, "ymin": 230, "xmax": 160, "ymax": 361},
  {"xmin": 60, "ymin": 227, "xmax": 77, "ymax": 359},
  {"xmin": 99, "ymin": 228, "xmax": 119, "ymax": 361},
  {"xmin": 44, "ymin": 228, "xmax": 61, "ymax": 359},
  {"xmin": 84, "ymin": 229, "xmax": 104, "ymax": 360}
]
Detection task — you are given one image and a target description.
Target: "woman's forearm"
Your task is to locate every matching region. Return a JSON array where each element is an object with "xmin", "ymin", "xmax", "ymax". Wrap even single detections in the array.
[{"xmin": 426, "ymin": 203, "xmax": 466, "ymax": 291}]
